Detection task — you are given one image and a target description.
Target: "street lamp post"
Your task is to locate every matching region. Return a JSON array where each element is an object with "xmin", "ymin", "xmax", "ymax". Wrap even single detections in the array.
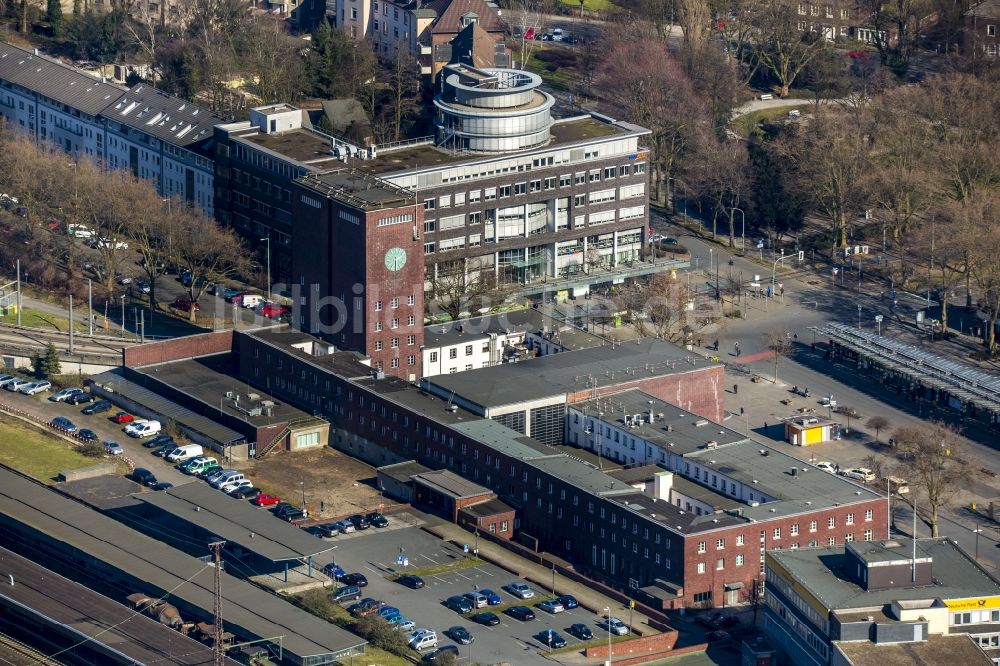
[
  {"xmin": 261, "ymin": 236, "xmax": 271, "ymax": 303},
  {"xmin": 120, "ymin": 294, "xmax": 126, "ymax": 335},
  {"xmin": 770, "ymin": 249, "xmax": 787, "ymax": 294},
  {"xmin": 732, "ymin": 207, "xmax": 745, "ymax": 253},
  {"xmin": 603, "ymin": 606, "xmax": 612, "ymax": 666},
  {"xmin": 858, "ymin": 304, "xmax": 862, "ymax": 329},
  {"xmin": 974, "ymin": 524, "xmax": 983, "ymax": 562}
]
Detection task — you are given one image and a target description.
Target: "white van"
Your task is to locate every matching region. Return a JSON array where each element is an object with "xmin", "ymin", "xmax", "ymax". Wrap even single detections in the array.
[
  {"xmin": 241, "ymin": 294, "xmax": 265, "ymax": 309},
  {"xmin": 124, "ymin": 420, "xmax": 162, "ymax": 438},
  {"xmin": 210, "ymin": 471, "xmax": 244, "ymax": 489},
  {"xmin": 166, "ymin": 444, "xmax": 204, "ymax": 462}
]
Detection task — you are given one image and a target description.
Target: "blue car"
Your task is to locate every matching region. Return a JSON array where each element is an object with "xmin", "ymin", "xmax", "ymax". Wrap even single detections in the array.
[
  {"xmin": 558, "ymin": 594, "xmax": 579, "ymax": 609},
  {"xmin": 480, "ymin": 588, "xmax": 502, "ymax": 605},
  {"xmin": 378, "ymin": 606, "xmax": 400, "ymax": 619}
]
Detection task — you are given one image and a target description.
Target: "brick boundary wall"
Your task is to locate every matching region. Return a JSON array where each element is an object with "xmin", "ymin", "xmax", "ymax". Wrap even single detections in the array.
[
  {"xmin": 589, "ymin": 642, "xmax": 709, "ymax": 666},
  {"xmin": 584, "ymin": 631, "xmax": 678, "ymax": 660},
  {"xmin": 123, "ymin": 330, "xmax": 233, "ymax": 368}
]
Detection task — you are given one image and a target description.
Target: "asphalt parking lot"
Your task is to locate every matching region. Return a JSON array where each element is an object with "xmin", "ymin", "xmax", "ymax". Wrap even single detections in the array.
[
  {"xmin": 0, "ymin": 385, "xmax": 191, "ymax": 485},
  {"xmin": 320, "ymin": 524, "xmax": 619, "ymax": 665}
]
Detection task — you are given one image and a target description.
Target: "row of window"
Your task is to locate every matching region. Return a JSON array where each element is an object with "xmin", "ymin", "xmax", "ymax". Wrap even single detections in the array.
[
  {"xmin": 422, "ymin": 163, "xmax": 647, "ymax": 211},
  {"xmin": 797, "ymin": 3, "xmax": 850, "ymax": 18},
  {"xmin": 372, "ymin": 316, "xmax": 417, "ymax": 331},
  {"xmin": 373, "ymin": 354, "xmax": 417, "ymax": 370},
  {"xmin": 373, "ymin": 296, "xmax": 416, "ymax": 310},
  {"xmin": 372, "ymin": 334, "xmax": 418, "ymax": 351},
  {"xmin": 695, "ymin": 521, "xmax": 874, "ymax": 556}
]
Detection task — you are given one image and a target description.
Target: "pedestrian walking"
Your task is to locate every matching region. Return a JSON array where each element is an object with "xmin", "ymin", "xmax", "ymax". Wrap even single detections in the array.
[
  {"xmin": 764, "ymin": 420, "xmax": 768, "ymax": 432},
  {"xmin": 740, "ymin": 406, "xmax": 745, "ymax": 416},
  {"xmin": 734, "ymin": 384, "xmax": 739, "ymax": 395}
]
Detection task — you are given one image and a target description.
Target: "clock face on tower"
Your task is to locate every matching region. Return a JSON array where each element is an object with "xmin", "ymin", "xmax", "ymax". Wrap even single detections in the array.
[{"xmin": 384, "ymin": 247, "xmax": 407, "ymax": 272}]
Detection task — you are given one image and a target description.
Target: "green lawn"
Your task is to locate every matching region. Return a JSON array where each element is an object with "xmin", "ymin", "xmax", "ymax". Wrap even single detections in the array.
[
  {"xmin": 731, "ymin": 105, "xmax": 810, "ymax": 137},
  {"xmin": 524, "ymin": 50, "xmax": 580, "ymax": 93},
  {"xmin": 0, "ymin": 306, "xmax": 89, "ymax": 333},
  {"xmin": 558, "ymin": 0, "xmax": 619, "ymax": 11},
  {"xmin": 0, "ymin": 418, "xmax": 111, "ymax": 482}
]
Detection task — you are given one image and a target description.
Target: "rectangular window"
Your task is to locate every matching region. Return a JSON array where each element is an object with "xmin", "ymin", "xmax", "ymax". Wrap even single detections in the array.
[
  {"xmin": 588, "ymin": 188, "xmax": 616, "ymax": 204},
  {"xmin": 484, "ymin": 187, "xmax": 497, "ymax": 200},
  {"xmin": 697, "ymin": 541, "xmax": 706, "ymax": 554},
  {"xmin": 574, "ymin": 195, "xmax": 586, "ymax": 206},
  {"xmin": 988, "ymin": 24, "xmax": 996, "ymax": 36},
  {"xmin": 530, "ymin": 179, "xmax": 541, "ymax": 192},
  {"xmin": 559, "ymin": 174, "xmax": 571, "ymax": 187},
  {"xmin": 429, "ymin": 352, "xmax": 438, "ymax": 362},
  {"xmin": 828, "ymin": 517, "xmax": 836, "ymax": 528},
  {"xmin": 407, "ymin": 334, "xmax": 416, "ymax": 345},
  {"xmin": 864, "ymin": 529, "xmax": 874, "ymax": 541},
  {"xmin": 514, "ymin": 183, "xmax": 526, "ymax": 195},
  {"xmin": 716, "ymin": 538, "xmax": 725, "ymax": 550},
  {"xmin": 391, "ymin": 337, "xmax": 399, "ymax": 348},
  {"xmin": 424, "ymin": 198, "xmax": 436, "ymax": 210},
  {"xmin": 574, "ymin": 172, "xmax": 585, "ymax": 185},
  {"xmin": 735, "ymin": 554, "xmax": 744, "ymax": 566},
  {"xmin": 736, "ymin": 535, "xmax": 744, "ymax": 546},
  {"xmin": 604, "ymin": 167, "xmax": 615, "ymax": 179},
  {"xmin": 375, "ymin": 300, "xmax": 383, "ymax": 311},
  {"xmin": 407, "ymin": 355, "xmax": 415, "ymax": 365},
  {"xmin": 390, "ymin": 297, "xmax": 399, "ymax": 308},
  {"xmin": 846, "ymin": 513, "xmax": 854, "ymax": 525},
  {"xmin": 697, "ymin": 562, "xmax": 706, "ymax": 574},
  {"xmin": 865, "ymin": 509, "xmax": 873, "ymax": 521},
  {"xmin": 716, "ymin": 558, "xmax": 724, "ymax": 570},
  {"xmin": 374, "ymin": 340, "xmax": 383, "ymax": 351},
  {"xmin": 791, "ymin": 524, "xmax": 799, "ymax": 536},
  {"xmin": 465, "ymin": 344, "xmax": 473, "ymax": 356},
  {"xmin": 499, "ymin": 185, "xmax": 511, "ymax": 197},
  {"xmin": 773, "ymin": 528, "xmax": 781, "ymax": 539},
  {"xmin": 407, "ymin": 295, "xmax": 415, "ymax": 305},
  {"xmin": 809, "ymin": 520, "xmax": 817, "ymax": 532}
]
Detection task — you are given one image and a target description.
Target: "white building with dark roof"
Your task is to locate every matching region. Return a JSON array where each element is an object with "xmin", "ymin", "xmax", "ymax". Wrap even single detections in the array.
[{"xmin": 0, "ymin": 42, "xmax": 222, "ymax": 216}]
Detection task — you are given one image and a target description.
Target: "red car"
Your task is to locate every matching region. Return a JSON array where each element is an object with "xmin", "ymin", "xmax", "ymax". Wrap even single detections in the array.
[
  {"xmin": 171, "ymin": 296, "xmax": 201, "ymax": 312},
  {"xmin": 252, "ymin": 493, "xmax": 281, "ymax": 507},
  {"xmin": 112, "ymin": 412, "xmax": 134, "ymax": 424},
  {"xmin": 259, "ymin": 304, "xmax": 289, "ymax": 319}
]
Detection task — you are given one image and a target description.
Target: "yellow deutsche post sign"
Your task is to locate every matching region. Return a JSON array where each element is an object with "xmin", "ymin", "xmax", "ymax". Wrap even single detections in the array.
[{"xmin": 945, "ymin": 596, "xmax": 1000, "ymax": 611}]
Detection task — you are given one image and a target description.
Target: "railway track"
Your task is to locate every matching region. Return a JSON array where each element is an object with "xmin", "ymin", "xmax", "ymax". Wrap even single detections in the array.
[
  {"xmin": 0, "ymin": 631, "xmax": 62, "ymax": 666},
  {"xmin": 0, "ymin": 324, "xmax": 135, "ymax": 359}
]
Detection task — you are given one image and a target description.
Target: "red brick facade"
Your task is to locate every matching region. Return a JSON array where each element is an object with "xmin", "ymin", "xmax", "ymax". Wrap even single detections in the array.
[
  {"xmin": 364, "ymin": 205, "xmax": 425, "ymax": 381},
  {"xmin": 567, "ymin": 365, "xmax": 726, "ymax": 423},
  {"xmin": 584, "ymin": 630, "xmax": 678, "ymax": 660},
  {"xmin": 123, "ymin": 330, "xmax": 233, "ymax": 368},
  {"xmin": 679, "ymin": 500, "xmax": 889, "ymax": 608}
]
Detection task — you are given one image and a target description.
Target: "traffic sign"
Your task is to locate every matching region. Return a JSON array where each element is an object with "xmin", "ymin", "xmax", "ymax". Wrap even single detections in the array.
[{"xmin": 875, "ymin": 315, "xmax": 883, "ymax": 322}]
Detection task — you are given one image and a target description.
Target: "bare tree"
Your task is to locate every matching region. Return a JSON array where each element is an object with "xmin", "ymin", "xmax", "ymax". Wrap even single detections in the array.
[
  {"xmin": 507, "ymin": 0, "xmax": 545, "ymax": 69},
  {"xmin": 128, "ymin": 195, "xmax": 184, "ymax": 309},
  {"xmin": 426, "ymin": 262, "xmax": 514, "ymax": 321},
  {"xmin": 752, "ymin": 4, "xmax": 829, "ymax": 97},
  {"xmin": 675, "ymin": 0, "xmax": 709, "ymax": 53},
  {"xmin": 866, "ymin": 415, "xmax": 891, "ymax": 443},
  {"xmin": 891, "ymin": 421, "xmax": 969, "ymax": 537},
  {"xmin": 171, "ymin": 208, "xmax": 250, "ymax": 321},
  {"xmin": 761, "ymin": 328, "xmax": 790, "ymax": 382},
  {"xmin": 386, "ymin": 46, "xmax": 420, "ymax": 142}
]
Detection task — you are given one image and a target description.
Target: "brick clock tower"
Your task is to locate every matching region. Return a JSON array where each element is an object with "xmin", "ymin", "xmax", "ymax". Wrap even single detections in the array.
[{"xmin": 292, "ymin": 170, "xmax": 425, "ymax": 381}]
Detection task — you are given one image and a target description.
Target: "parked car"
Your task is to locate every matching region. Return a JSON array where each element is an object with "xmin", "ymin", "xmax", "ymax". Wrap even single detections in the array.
[
  {"xmin": 472, "ymin": 611, "xmax": 500, "ymax": 626},
  {"xmin": 705, "ymin": 630, "xmax": 732, "ymax": 642},
  {"xmin": 229, "ymin": 486, "xmax": 261, "ymax": 500},
  {"xmin": 203, "ymin": 469, "xmax": 234, "ymax": 485},
  {"xmin": 506, "ymin": 606, "xmax": 535, "ymax": 622},
  {"xmin": 134, "ymin": 280, "xmax": 151, "ymax": 294},
  {"xmin": 568, "ymin": 623, "xmax": 593, "ymax": 640},
  {"xmin": 332, "ymin": 585, "xmax": 363, "ymax": 603},
  {"xmin": 125, "ymin": 420, "xmax": 162, "ymax": 438},
  {"xmin": 558, "ymin": 594, "xmax": 579, "ymax": 609},
  {"xmin": 78, "ymin": 428, "xmax": 98, "ymax": 442},
  {"xmin": 539, "ymin": 629, "xmax": 567, "ymax": 649},
  {"xmin": 842, "ymin": 467, "xmax": 875, "ymax": 482},
  {"xmin": 444, "ymin": 595, "xmax": 474, "ymax": 613},
  {"xmin": 422, "ymin": 646, "xmax": 459, "ymax": 663},
  {"xmin": 480, "ymin": 588, "xmax": 502, "ymax": 605},
  {"xmin": 144, "ymin": 434, "xmax": 174, "ymax": 449},
  {"xmin": 348, "ymin": 514, "xmax": 369, "ymax": 530},
  {"xmin": 112, "ymin": 412, "xmax": 135, "ymax": 424},
  {"xmin": 0, "ymin": 374, "xmax": 16, "ymax": 388},
  {"xmin": 103, "ymin": 440, "xmax": 124, "ymax": 455},
  {"xmin": 82, "ymin": 399, "xmax": 112, "ymax": 415},
  {"xmin": 365, "ymin": 512, "xmax": 389, "ymax": 528},
  {"xmin": 349, "ymin": 598, "xmax": 384, "ymax": 618},
  {"xmin": 152, "ymin": 443, "xmax": 177, "ymax": 457},
  {"xmin": 314, "ymin": 522, "xmax": 341, "ymax": 537},
  {"xmin": 815, "ymin": 461, "xmax": 839, "ymax": 474},
  {"xmin": 50, "ymin": 416, "xmax": 77, "ymax": 433},
  {"xmin": 258, "ymin": 303, "xmax": 289, "ymax": 319},
  {"xmin": 445, "ymin": 626, "xmax": 474, "ymax": 645},
  {"xmin": 378, "ymin": 606, "xmax": 401, "ymax": 619},
  {"xmin": 388, "ymin": 615, "xmax": 416, "ymax": 630},
  {"xmin": 131, "ymin": 468, "xmax": 157, "ymax": 486},
  {"xmin": 504, "ymin": 582, "xmax": 535, "ymax": 599},
  {"xmin": 304, "ymin": 525, "xmax": 327, "ymax": 538},
  {"xmin": 219, "ymin": 478, "xmax": 253, "ymax": 493},
  {"xmin": 151, "ymin": 482, "xmax": 174, "ymax": 491},
  {"xmin": 5, "ymin": 378, "xmax": 31, "ymax": 392},
  {"xmin": 322, "ymin": 563, "xmax": 346, "ymax": 580},
  {"xmin": 66, "ymin": 392, "xmax": 94, "ymax": 405},
  {"xmin": 21, "ymin": 380, "xmax": 52, "ymax": 395},
  {"xmin": 887, "ymin": 476, "xmax": 910, "ymax": 494},
  {"xmin": 273, "ymin": 503, "xmax": 306, "ymax": 521},
  {"xmin": 332, "ymin": 519, "xmax": 355, "ymax": 534},
  {"xmin": 252, "ymin": 493, "xmax": 282, "ymax": 507},
  {"xmin": 537, "ymin": 599, "xmax": 565, "ymax": 614},
  {"xmin": 50, "ymin": 387, "xmax": 84, "ymax": 402},
  {"xmin": 407, "ymin": 629, "xmax": 438, "ymax": 651},
  {"xmin": 599, "ymin": 617, "xmax": 629, "ymax": 636},
  {"xmin": 171, "ymin": 296, "xmax": 200, "ymax": 312},
  {"xmin": 696, "ymin": 612, "xmax": 739, "ymax": 629},
  {"xmin": 340, "ymin": 573, "xmax": 368, "ymax": 588},
  {"xmin": 196, "ymin": 464, "xmax": 223, "ymax": 479},
  {"xmin": 396, "ymin": 575, "xmax": 425, "ymax": 589},
  {"xmin": 463, "ymin": 592, "xmax": 489, "ymax": 609}
]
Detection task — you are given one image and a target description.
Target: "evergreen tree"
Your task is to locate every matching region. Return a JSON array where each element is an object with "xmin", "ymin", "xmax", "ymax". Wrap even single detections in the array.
[
  {"xmin": 46, "ymin": 0, "xmax": 64, "ymax": 37},
  {"xmin": 32, "ymin": 343, "xmax": 61, "ymax": 379}
]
